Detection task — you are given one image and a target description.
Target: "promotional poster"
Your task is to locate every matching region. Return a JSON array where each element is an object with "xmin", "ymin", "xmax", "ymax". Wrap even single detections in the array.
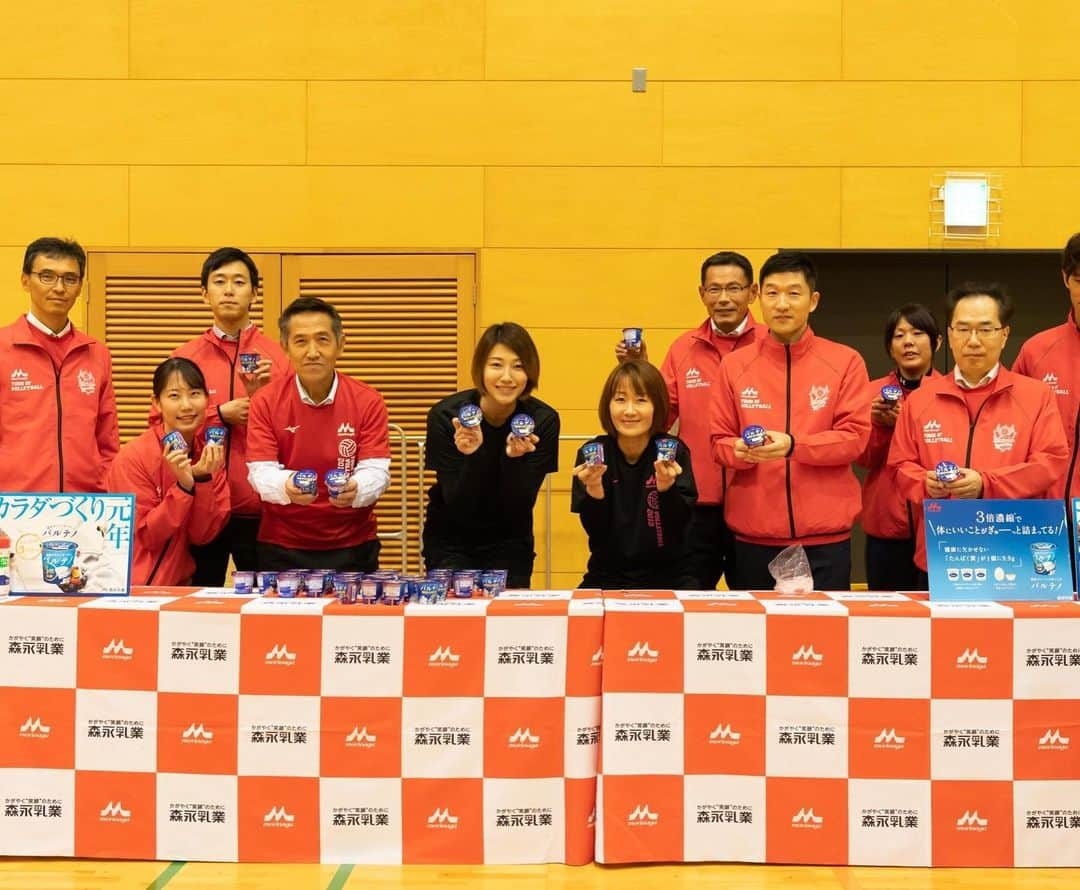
[
  {"xmin": 925, "ymin": 498, "xmax": 1073, "ymax": 602},
  {"xmin": 0, "ymin": 493, "xmax": 134, "ymax": 596}
]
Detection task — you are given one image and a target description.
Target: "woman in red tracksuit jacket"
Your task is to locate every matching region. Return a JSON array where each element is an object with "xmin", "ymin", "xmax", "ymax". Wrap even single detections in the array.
[
  {"xmin": 107, "ymin": 357, "xmax": 230, "ymax": 586},
  {"xmin": 856, "ymin": 304, "xmax": 942, "ymax": 591}
]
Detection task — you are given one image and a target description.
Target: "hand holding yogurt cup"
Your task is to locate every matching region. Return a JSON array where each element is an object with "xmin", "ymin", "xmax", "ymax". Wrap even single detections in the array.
[
  {"xmin": 286, "ymin": 468, "xmax": 319, "ymax": 505},
  {"xmin": 451, "ymin": 405, "xmax": 483, "ymax": 455},
  {"xmin": 505, "ymin": 413, "xmax": 538, "ymax": 458},
  {"xmin": 240, "ymin": 355, "xmax": 273, "ymax": 396},
  {"xmin": 191, "ymin": 440, "xmax": 226, "ymax": 478}
]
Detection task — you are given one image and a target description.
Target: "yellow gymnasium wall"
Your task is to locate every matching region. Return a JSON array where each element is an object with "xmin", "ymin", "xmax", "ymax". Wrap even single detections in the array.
[{"xmin": 4, "ymin": 0, "xmax": 1080, "ymax": 585}]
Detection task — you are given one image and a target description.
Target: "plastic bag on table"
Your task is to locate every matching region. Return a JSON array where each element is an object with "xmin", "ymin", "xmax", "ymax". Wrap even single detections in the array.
[{"xmin": 768, "ymin": 544, "xmax": 814, "ymax": 593}]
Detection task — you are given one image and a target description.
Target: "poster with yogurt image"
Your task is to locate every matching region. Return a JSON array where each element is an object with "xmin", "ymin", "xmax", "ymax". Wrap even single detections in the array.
[
  {"xmin": 925, "ymin": 498, "xmax": 1074, "ymax": 602},
  {"xmin": 0, "ymin": 493, "xmax": 134, "ymax": 596}
]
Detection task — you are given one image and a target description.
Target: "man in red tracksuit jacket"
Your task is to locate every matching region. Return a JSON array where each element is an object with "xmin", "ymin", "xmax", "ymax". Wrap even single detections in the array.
[
  {"xmin": 0, "ymin": 237, "xmax": 119, "ymax": 492},
  {"xmin": 615, "ymin": 251, "xmax": 765, "ymax": 589},
  {"xmin": 246, "ymin": 297, "xmax": 391, "ymax": 572},
  {"xmin": 889, "ymin": 283, "xmax": 1070, "ymax": 581},
  {"xmin": 1013, "ymin": 233, "xmax": 1080, "ymax": 524},
  {"xmin": 710, "ymin": 251, "xmax": 871, "ymax": 591},
  {"xmin": 153, "ymin": 247, "xmax": 289, "ymax": 585}
]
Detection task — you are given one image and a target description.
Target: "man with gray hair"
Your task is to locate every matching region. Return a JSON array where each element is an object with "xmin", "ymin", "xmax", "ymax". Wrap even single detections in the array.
[{"xmin": 246, "ymin": 297, "xmax": 391, "ymax": 571}]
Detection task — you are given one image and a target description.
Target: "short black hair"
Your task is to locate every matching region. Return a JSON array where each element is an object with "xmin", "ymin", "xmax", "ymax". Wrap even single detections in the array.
[
  {"xmin": 23, "ymin": 237, "xmax": 86, "ymax": 278},
  {"xmin": 944, "ymin": 282, "xmax": 1013, "ymax": 326},
  {"xmin": 700, "ymin": 251, "xmax": 753, "ymax": 285},
  {"xmin": 152, "ymin": 357, "xmax": 207, "ymax": 399},
  {"xmin": 278, "ymin": 296, "xmax": 344, "ymax": 343},
  {"xmin": 471, "ymin": 322, "xmax": 540, "ymax": 399},
  {"xmin": 201, "ymin": 247, "xmax": 259, "ymax": 290},
  {"xmin": 1063, "ymin": 233, "xmax": 1080, "ymax": 278},
  {"xmin": 759, "ymin": 251, "xmax": 817, "ymax": 291},
  {"xmin": 883, "ymin": 303, "xmax": 941, "ymax": 357}
]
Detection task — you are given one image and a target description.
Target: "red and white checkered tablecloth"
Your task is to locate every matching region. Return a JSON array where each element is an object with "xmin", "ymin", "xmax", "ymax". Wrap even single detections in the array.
[
  {"xmin": 0, "ymin": 588, "xmax": 603, "ymax": 864},
  {"xmin": 595, "ymin": 590, "xmax": 1080, "ymax": 867}
]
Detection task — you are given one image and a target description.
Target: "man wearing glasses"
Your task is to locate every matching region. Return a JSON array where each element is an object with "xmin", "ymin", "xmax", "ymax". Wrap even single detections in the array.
[
  {"xmin": 615, "ymin": 251, "xmax": 764, "ymax": 589},
  {"xmin": 0, "ymin": 237, "xmax": 119, "ymax": 492},
  {"xmin": 888, "ymin": 283, "xmax": 1069, "ymax": 587}
]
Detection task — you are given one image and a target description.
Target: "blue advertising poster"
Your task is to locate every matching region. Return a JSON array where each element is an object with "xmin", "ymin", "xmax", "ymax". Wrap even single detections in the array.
[
  {"xmin": 0, "ymin": 493, "xmax": 134, "ymax": 596},
  {"xmin": 1074, "ymin": 498, "xmax": 1080, "ymax": 584},
  {"xmin": 925, "ymin": 498, "xmax": 1074, "ymax": 602}
]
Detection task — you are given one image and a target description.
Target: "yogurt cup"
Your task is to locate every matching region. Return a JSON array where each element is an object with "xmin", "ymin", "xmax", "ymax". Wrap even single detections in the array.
[
  {"xmin": 232, "ymin": 570, "xmax": 254, "ymax": 593},
  {"xmin": 453, "ymin": 572, "xmax": 477, "ymax": 598},
  {"xmin": 239, "ymin": 352, "xmax": 260, "ymax": 374},
  {"xmin": 656, "ymin": 437, "xmax": 678, "ymax": 462},
  {"xmin": 324, "ymin": 469, "xmax": 350, "ymax": 497},
  {"xmin": 205, "ymin": 426, "xmax": 228, "ymax": 446},
  {"xmin": 510, "ymin": 413, "xmax": 535, "ymax": 438},
  {"xmin": 41, "ymin": 540, "xmax": 78, "ymax": 586},
  {"xmin": 162, "ymin": 431, "xmax": 188, "ymax": 453},
  {"xmin": 935, "ymin": 460, "xmax": 960, "ymax": 483},
  {"xmin": 458, "ymin": 403, "xmax": 483, "ymax": 428},
  {"xmin": 880, "ymin": 384, "xmax": 903, "ymax": 403},
  {"xmin": 276, "ymin": 572, "xmax": 299, "ymax": 598},
  {"xmin": 1031, "ymin": 542, "xmax": 1057, "ymax": 575},
  {"xmin": 742, "ymin": 425, "xmax": 767, "ymax": 448},
  {"xmin": 582, "ymin": 442, "xmax": 605, "ymax": 466},
  {"xmin": 622, "ymin": 327, "xmax": 643, "ymax": 350},
  {"xmin": 480, "ymin": 569, "xmax": 507, "ymax": 597},
  {"xmin": 293, "ymin": 469, "xmax": 318, "ymax": 495}
]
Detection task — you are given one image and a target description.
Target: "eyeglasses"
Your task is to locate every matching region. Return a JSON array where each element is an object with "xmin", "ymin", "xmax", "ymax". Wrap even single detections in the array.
[
  {"xmin": 949, "ymin": 325, "xmax": 1004, "ymax": 340},
  {"xmin": 703, "ymin": 284, "xmax": 750, "ymax": 297},
  {"xmin": 32, "ymin": 270, "xmax": 81, "ymax": 288}
]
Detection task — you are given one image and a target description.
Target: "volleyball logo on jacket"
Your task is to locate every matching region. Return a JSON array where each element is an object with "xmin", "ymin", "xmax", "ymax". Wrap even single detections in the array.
[{"xmin": 808, "ymin": 384, "xmax": 830, "ymax": 412}]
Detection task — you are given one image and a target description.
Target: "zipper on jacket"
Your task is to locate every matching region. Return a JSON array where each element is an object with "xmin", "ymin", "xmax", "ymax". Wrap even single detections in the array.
[
  {"xmin": 963, "ymin": 399, "xmax": 991, "ymax": 466},
  {"xmin": 784, "ymin": 345, "xmax": 796, "ymax": 539},
  {"xmin": 146, "ymin": 537, "xmax": 173, "ymax": 585},
  {"xmin": 223, "ymin": 342, "xmax": 240, "ymax": 473},
  {"xmin": 53, "ymin": 364, "xmax": 65, "ymax": 492}
]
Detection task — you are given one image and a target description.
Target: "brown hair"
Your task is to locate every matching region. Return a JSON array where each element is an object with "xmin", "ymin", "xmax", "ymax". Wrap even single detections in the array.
[
  {"xmin": 597, "ymin": 361, "xmax": 670, "ymax": 438},
  {"xmin": 471, "ymin": 322, "xmax": 540, "ymax": 398}
]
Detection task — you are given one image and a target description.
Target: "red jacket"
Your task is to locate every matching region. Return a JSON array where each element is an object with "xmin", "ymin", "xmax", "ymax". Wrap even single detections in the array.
[
  {"xmin": 710, "ymin": 327, "xmax": 871, "ymax": 546},
  {"xmin": 1013, "ymin": 312, "xmax": 1080, "ymax": 502},
  {"xmin": 659, "ymin": 317, "xmax": 764, "ymax": 505},
  {"xmin": 856, "ymin": 370, "xmax": 937, "ymax": 540},
  {"xmin": 151, "ymin": 326, "xmax": 289, "ymax": 516},
  {"xmin": 887, "ymin": 368, "xmax": 1070, "ymax": 570},
  {"xmin": 0, "ymin": 316, "xmax": 119, "ymax": 492},
  {"xmin": 106, "ymin": 422, "xmax": 231, "ymax": 585}
]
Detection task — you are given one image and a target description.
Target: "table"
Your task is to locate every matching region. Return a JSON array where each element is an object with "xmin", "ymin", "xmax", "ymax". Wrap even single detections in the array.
[
  {"xmin": 595, "ymin": 590, "xmax": 1080, "ymax": 867},
  {"xmin": 0, "ymin": 588, "xmax": 602, "ymax": 865}
]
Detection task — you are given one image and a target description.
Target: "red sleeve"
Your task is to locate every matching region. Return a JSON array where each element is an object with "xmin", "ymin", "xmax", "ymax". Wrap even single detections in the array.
[
  {"xmin": 659, "ymin": 344, "xmax": 679, "ymax": 428},
  {"xmin": 887, "ymin": 396, "xmax": 931, "ymax": 506},
  {"xmin": 791, "ymin": 354, "xmax": 871, "ymax": 466},
  {"xmin": 982, "ymin": 388, "xmax": 1070, "ymax": 499},
  {"xmin": 358, "ymin": 388, "xmax": 391, "ymax": 459},
  {"xmin": 855, "ymin": 379, "xmax": 892, "ymax": 470},
  {"xmin": 710, "ymin": 359, "xmax": 754, "ymax": 470},
  {"xmin": 1012, "ymin": 344, "xmax": 1031, "ymax": 377},
  {"xmin": 188, "ymin": 468, "xmax": 231, "ymax": 545},
  {"xmin": 96, "ymin": 353, "xmax": 121, "ymax": 474},
  {"xmin": 245, "ymin": 387, "xmax": 281, "ymax": 463},
  {"xmin": 106, "ymin": 441, "xmax": 196, "ymax": 553}
]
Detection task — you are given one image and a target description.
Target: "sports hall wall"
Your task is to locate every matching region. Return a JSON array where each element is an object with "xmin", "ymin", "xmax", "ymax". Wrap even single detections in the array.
[{"xmin": 3, "ymin": 1, "xmax": 1080, "ymax": 586}]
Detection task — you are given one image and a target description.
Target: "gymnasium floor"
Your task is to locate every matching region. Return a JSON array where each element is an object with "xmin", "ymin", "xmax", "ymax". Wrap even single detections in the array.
[{"xmin": 0, "ymin": 861, "xmax": 1076, "ymax": 889}]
